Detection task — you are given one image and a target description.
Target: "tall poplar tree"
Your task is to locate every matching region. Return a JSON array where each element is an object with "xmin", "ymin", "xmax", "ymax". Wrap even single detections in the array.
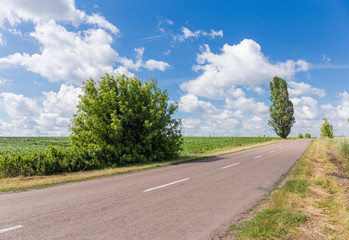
[{"xmin": 268, "ymin": 76, "xmax": 295, "ymax": 139}]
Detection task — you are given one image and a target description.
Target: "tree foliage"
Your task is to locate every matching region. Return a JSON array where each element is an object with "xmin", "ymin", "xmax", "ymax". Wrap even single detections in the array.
[
  {"xmin": 70, "ymin": 74, "xmax": 182, "ymax": 165},
  {"xmin": 320, "ymin": 118, "xmax": 334, "ymax": 138},
  {"xmin": 268, "ymin": 76, "xmax": 295, "ymax": 139},
  {"xmin": 304, "ymin": 133, "xmax": 311, "ymax": 138},
  {"xmin": 298, "ymin": 133, "xmax": 303, "ymax": 138}
]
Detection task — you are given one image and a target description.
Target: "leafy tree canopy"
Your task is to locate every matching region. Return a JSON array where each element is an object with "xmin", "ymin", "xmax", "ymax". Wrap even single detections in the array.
[
  {"xmin": 304, "ymin": 133, "xmax": 311, "ymax": 138},
  {"xmin": 70, "ymin": 74, "xmax": 182, "ymax": 165},
  {"xmin": 268, "ymin": 76, "xmax": 295, "ymax": 139},
  {"xmin": 320, "ymin": 118, "xmax": 334, "ymax": 138}
]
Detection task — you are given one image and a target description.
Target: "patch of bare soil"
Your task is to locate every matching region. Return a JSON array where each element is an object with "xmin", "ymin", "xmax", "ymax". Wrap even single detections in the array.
[{"xmin": 326, "ymin": 149, "xmax": 349, "ymax": 181}]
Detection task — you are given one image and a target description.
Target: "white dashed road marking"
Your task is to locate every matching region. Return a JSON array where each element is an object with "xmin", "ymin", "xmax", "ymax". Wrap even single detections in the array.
[
  {"xmin": 0, "ymin": 225, "xmax": 23, "ymax": 234},
  {"xmin": 221, "ymin": 162, "xmax": 240, "ymax": 169},
  {"xmin": 144, "ymin": 178, "xmax": 190, "ymax": 192}
]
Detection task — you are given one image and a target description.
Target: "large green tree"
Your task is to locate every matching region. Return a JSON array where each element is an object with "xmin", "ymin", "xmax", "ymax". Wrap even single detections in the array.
[
  {"xmin": 268, "ymin": 76, "xmax": 295, "ymax": 139},
  {"xmin": 70, "ymin": 74, "xmax": 182, "ymax": 165},
  {"xmin": 320, "ymin": 118, "xmax": 334, "ymax": 138}
]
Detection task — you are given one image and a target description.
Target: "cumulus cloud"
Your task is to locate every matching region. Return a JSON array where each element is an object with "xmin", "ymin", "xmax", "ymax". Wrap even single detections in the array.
[
  {"xmin": 179, "ymin": 92, "xmax": 271, "ymax": 136},
  {"xmin": 181, "ymin": 118, "xmax": 202, "ymax": 136},
  {"xmin": 0, "ymin": 1, "xmax": 170, "ymax": 84},
  {"xmin": 225, "ymin": 96, "xmax": 268, "ymax": 115},
  {"xmin": 0, "ymin": 0, "xmax": 118, "ymax": 34},
  {"xmin": 252, "ymin": 86, "xmax": 265, "ymax": 95},
  {"xmin": 0, "ymin": 84, "xmax": 82, "ymax": 136},
  {"xmin": 114, "ymin": 66, "xmax": 135, "ymax": 78},
  {"xmin": 179, "ymin": 94, "xmax": 218, "ymax": 113},
  {"xmin": 288, "ymin": 92, "xmax": 349, "ymax": 137},
  {"xmin": 288, "ymin": 81, "xmax": 326, "ymax": 97},
  {"xmin": 291, "ymin": 96, "xmax": 320, "ymax": 120},
  {"xmin": 1, "ymin": 92, "xmax": 41, "ymax": 119},
  {"xmin": 227, "ymin": 86, "xmax": 246, "ymax": 98},
  {"xmin": 181, "ymin": 39, "xmax": 309, "ymax": 99},
  {"xmin": 337, "ymin": 91, "xmax": 349, "ymax": 118},
  {"xmin": 0, "ymin": 21, "xmax": 118, "ymax": 84}
]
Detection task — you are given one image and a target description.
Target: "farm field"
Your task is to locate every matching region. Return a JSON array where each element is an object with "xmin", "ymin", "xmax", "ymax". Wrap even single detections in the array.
[
  {"xmin": 0, "ymin": 136, "xmax": 279, "ymax": 179},
  {"xmin": 0, "ymin": 136, "xmax": 281, "ymax": 191},
  {"xmin": 0, "ymin": 137, "xmax": 71, "ymax": 157},
  {"xmin": 181, "ymin": 136, "xmax": 278, "ymax": 154},
  {"xmin": 0, "ymin": 136, "xmax": 278, "ymax": 158}
]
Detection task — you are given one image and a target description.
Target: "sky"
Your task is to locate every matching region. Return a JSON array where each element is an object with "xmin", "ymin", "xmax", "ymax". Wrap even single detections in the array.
[{"xmin": 0, "ymin": 0, "xmax": 349, "ymax": 137}]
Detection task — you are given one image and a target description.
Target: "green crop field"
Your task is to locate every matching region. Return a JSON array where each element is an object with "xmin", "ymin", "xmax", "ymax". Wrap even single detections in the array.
[
  {"xmin": 181, "ymin": 137, "xmax": 278, "ymax": 154},
  {"xmin": 0, "ymin": 136, "xmax": 278, "ymax": 177},
  {"xmin": 0, "ymin": 137, "xmax": 71, "ymax": 157},
  {"xmin": 0, "ymin": 136, "xmax": 277, "ymax": 156}
]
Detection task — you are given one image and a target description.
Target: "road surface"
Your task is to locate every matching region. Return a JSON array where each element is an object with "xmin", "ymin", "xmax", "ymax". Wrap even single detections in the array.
[{"xmin": 0, "ymin": 139, "xmax": 311, "ymax": 239}]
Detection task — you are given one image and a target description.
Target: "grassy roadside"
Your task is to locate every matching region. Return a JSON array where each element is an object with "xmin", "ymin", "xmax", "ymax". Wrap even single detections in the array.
[
  {"xmin": 223, "ymin": 138, "xmax": 349, "ymax": 239},
  {"xmin": 0, "ymin": 139, "xmax": 283, "ymax": 192}
]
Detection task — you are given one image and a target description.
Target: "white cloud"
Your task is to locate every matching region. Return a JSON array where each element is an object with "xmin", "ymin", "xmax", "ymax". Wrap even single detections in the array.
[
  {"xmin": 288, "ymin": 81, "xmax": 326, "ymax": 97},
  {"xmin": 0, "ymin": 21, "xmax": 118, "ymax": 84},
  {"xmin": 0, "ymin": 1, "xmax": 169, "ymax": 84},
  {"xmin": 42, "ymin": 84, "xmax": 82, "ymax": 115},
  {"xmin": 175, "ymin": 27, "xmax": 223, "ymax": 42},
  {"xmin": 182, "ymin": 27, "xmax": 203, "ymax": 39},
  {"xmin": 118, "ymin": 47, "xmax": 170, "ymax": 72},
  {"xmin": 179, "ymin": 94, "xmax": 218, "ymax": 113},
  {"xmin": 179, "ymin": 91, "xmax": 271, "ymax": 136},
  {"xmin": 144, "ymin": 59, "xmax": 170, "ymax": 71},
  {"xmin": 253, "ymin": 86, "xmax": 265, "ymax": 95},
  {"xmin": 164, "ymin": 49, "xmax": 171, "ymax": 56},
  {"xmin": 85, "ymin": 14, "xmax": 119, "ymax": 34},
  {"xmin": 227, "ymin": 86, "xmax": 245, "ymax": 98},
  {"xmin": 181, "ymin": 39, "xmax": 309, "ymax": 99},
  {"xmin": 8, "ymin": 28, "xmax": 22, "ymax": 36},
  {"xmin": 290, "ymin": 92, "xmax": 349, "ymax": 137},
  {"xmin": 114, "ymin": 66, "xmax": 135, "ymax": 78},
  {"xmin": 0, "ymin": 84, "xmax": 82, "ymax": 136},
  {"xmin": 209, "ymin": 29, "xmax": 223, "ymax": 38},
  {"xmin": 181, "ymin": 118, "xmax": 202, "ymax": 136},
  {"xmin": 158, "ymin": 18, "xmax": 173, "ymax": 33},
  {"xmin": 291, "ymin": 96, "xmax": 320, "ymax": 120},
  {"xmin": 225, "ymin": 96, "xmax": 268, "ymax": 115},
  {"xmin": 337, "ymin": 91, "xmax": 349, "ymax": 118},
  {"xmin": 0, "ymin": 77, "xmax": 11, "ymax": 84},
  {"xmin": 0, "ymin": 32, "xmax": 5, "ymax": 46},
  {"xmin": 0, "ymin": 92, "xmax": 41, "ymax": 119},
  {"xmin": 0, "ymin": 0, "xmax": 118, "ymax": 34},
  {"xmin": 320, "ymin": 93, "xmax": 349, "ymax": 137}
]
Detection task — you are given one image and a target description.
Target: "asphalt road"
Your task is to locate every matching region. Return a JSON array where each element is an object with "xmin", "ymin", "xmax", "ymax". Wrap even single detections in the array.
[{"xmin": 0, "ymin": 139, "xmax": 311, "ymax": 240}]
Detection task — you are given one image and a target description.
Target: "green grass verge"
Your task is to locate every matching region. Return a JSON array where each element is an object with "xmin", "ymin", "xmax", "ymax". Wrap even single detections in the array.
[
  {"xmin": 230, "ymin": 209, "xmax": 308, "ymax": 238},
  {"xmin": 225, "ymin": 138, "xmax": 349, "ymax": 239},
  {"xmin": 225, "ymin": 139, "xmax": 314, "ymax": 239}
]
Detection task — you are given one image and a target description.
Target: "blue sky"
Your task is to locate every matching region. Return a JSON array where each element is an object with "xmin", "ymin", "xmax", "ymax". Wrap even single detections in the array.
[{"xmin": 0, "ymin": 0, "xmax": 349, "ymax": 137}]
